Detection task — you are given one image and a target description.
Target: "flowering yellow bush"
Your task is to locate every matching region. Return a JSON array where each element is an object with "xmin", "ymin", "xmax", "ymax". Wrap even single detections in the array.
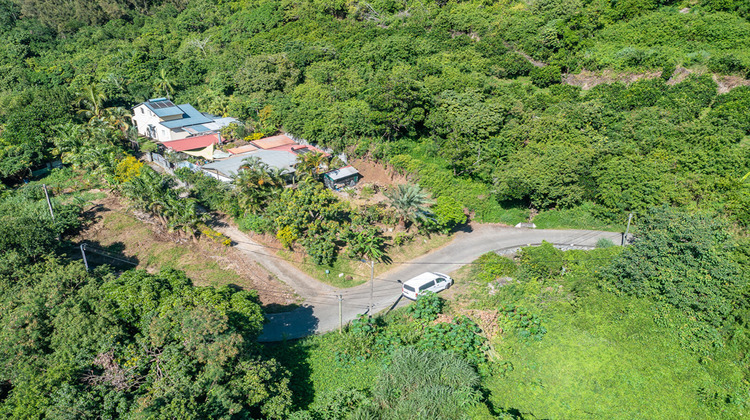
[{"xmin": 114, "ymin": 156, "xmax": 144, "ymax": 184}]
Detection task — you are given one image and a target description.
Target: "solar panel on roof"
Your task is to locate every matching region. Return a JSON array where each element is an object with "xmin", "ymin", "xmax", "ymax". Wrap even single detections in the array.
[
  {"xmin": 150, "ymin": 99, "xmax": 174, "ymax": 109},
  {"xmin": 150, "ymin": 100, "xmax": 176, "ymax": 109}
]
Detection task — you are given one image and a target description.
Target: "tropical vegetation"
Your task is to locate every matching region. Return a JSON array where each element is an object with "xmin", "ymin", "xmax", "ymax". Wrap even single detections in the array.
[{"xmin": 0, "ymin": 0, "xmax": 749, "ymax": 418}]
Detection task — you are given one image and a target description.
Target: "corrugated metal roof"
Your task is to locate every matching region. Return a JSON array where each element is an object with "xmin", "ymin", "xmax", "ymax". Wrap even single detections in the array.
[
  {"xmin": 161, "ymin": 133, "xmax": 220, "ymax": 152},
  {"xmin": 251, "ymin": 134, "xmax": 295, "ymax": 150},
  {"xmin": 324, "ymin": 165, "xmax": 359, "ymax": 181},
  {"xmin": 183, "ymin": 124, "xmax": 211, "ymax": 134},
  {"xmin": 202, "ymin": 150, "xmax": 297, "ymax": 178},
  {"xmin": 160, "ymin": 104, "xmax": 212, "ymax": 129}
]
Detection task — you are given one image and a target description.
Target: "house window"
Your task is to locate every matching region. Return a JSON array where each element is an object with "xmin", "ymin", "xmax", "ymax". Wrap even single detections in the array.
[{"xmin": 140, "ymin": 108, "xmax": 144, "ymax": 114}]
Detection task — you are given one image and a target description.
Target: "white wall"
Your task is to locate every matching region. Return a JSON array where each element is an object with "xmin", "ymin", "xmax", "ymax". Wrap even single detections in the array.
[
  {"xmin": 132, "ymin": 104, "xmax": 189, "ymax": 142},
  {"xmin": 133, "ymin": 104, "xmax": 162, "ymax": 139}
]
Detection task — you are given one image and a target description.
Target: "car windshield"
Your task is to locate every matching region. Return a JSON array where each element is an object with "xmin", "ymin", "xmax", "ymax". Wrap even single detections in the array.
[{"xmin": 403, "ymin": 285, "xmax": 415, "ymax": 292}]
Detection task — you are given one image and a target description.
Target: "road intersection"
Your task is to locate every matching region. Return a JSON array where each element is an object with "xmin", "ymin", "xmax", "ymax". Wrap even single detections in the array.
[{"xmin": 216, "ymin": 223, "xmax": 622, "ymax": 341}]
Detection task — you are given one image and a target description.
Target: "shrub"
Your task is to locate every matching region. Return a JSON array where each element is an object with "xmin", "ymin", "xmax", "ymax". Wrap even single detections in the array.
[
  {"xmin": 418, "ymin": 316, "xmax": 487, "ymax": 366},
  {"xmin": 602, "ymin": 207, "xmax": 744, "ymax": 330},
  {"xmin": 391, "ymin": 232, "xmax": 413, "ymax": 247},
  {"xmin": 337, "ymin": 314, "xmax": 377, "ymax": 362},
  {"xmin": 200, "ymin": 225, "xmax": 231, "ymax": 246},
  {"xmin": 499, "ymin": 304, "xmax": 547, "ymax": 342},
  {"xmin": 518, "ymin": 241, "xmax": 564, "ymax": 280},
  {"xmin": 470, "ymin": 253, "xmax": 517, "ymax": 283},
  {"xmin": 239, "ymin": 213, "xmax": 274, "ymax": 233},
  {"xmin": 432, "ymin": 195, "xmax": 467, "ymax": 233},
  {"xmin": 660, "ymin": 62, "xmax": 675, "ymax": 81},
  {"xmin": 530, "ymin": 65, "xmax": 562, "ymax": 88},
  {"xmin": 494, "ymin": 52, "xmax": 534, "ymax": 78},
  {"xmin": 114, "ymin": 156, "xmax": 143, "ymax": 184},
  {"xmin": 276, "ymin": 225, "xmax": 298, "ymax": 249},
  {"xmin": 595, "ymin": 238, "xmax": 616, "ymax": 248},
  {"xmin": 407, "ymin": 291, "xmax": 443, "ymax": 321},
  {"xmin": 707, "ymin": 54, "xmax": 746, "ymax": 75}
]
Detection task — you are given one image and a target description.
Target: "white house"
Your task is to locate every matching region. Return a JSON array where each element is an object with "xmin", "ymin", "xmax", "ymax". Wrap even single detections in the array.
[{"xmin": 132, "ymin": 98, "xmax": 238, "ymax": 143}]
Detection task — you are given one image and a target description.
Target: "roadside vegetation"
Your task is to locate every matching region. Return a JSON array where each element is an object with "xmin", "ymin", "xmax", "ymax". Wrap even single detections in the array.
[
  {"xmin": 267, "ymin": 207, "xmax": 750, "ymax": 419},
  {"xmin": 0, "ymin": 0, "xmax": 748, "ymax": 417}
]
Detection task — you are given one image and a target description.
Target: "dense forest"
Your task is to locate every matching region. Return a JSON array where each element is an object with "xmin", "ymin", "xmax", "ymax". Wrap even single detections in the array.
[
  {"xmin": 0, "ymin": 0, "xmax": 748, "ymax": 224},
  {"xmin": 0, "ymin": 0, "xmax": 749, "ymax": 418}
]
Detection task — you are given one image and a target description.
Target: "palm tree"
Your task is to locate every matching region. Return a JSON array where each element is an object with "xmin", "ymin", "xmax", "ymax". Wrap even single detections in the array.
[
  {"xmin": 233, "ymin": 157, "xmax": 285, "ymax": 213},
  {"xmin": 75, "ymin": 85, "xmax": 108, "ymax": 122},
  {"xmin": 120, "ymin": 168, "xmax": 174, "ymax": 224},
  {"xmin": 154, "ymin": 69, "xmax": 176, "ymax": 100},
  {"xmin": 295, "ymin": 152, "xmax": 328, "ymax": 180},
  {"xmin": 385, "ymin": 184, "xmax": 435, "ymax": 231},
  {"xmin": 52, "ymin": 123, "xmax": 86, "ymax": 167},
  {"xmin": 164, "ymin": 196, "xmax": 208, "ymax": 240},
  {"xmin": 103, "ymin": 106, "xmax": 132, "ymax": 134}
]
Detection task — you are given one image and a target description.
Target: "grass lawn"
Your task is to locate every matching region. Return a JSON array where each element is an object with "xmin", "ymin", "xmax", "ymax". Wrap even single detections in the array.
[
  {"xmin": 76, "ymin": 198, "xmax": 301, "ymax": 310},
  {"xmin": 485, "ymin": 293, "xmax": 745, "ymax": 419}
]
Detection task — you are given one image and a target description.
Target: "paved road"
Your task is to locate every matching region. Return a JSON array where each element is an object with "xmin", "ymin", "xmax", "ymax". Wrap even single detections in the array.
[{"xmin": 217, "ymin": 223, "xmax": 622, "ymax": 342}]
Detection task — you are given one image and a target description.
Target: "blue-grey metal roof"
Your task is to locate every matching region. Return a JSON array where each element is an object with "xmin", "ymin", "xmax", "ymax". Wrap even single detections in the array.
[
  {"xmin": 202, "ymin": 150, "xmax": 298, "ymax": 178},
  {"xmin": 324, "ymin": 165, "xmax": 359, "ymax": 181},
  {"xmin": 160, "ymin": 104, "xmax": 213, "ymax": 129},
  {"xmin": 143, "ymin": 98, "xmax": 182, "ymax": 118},
  {"xmin": 183, "ymin": 124, "xmax": 211, "ymax": 134}
]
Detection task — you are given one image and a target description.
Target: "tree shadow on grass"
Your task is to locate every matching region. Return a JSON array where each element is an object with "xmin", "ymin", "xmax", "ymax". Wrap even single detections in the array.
[
  {"xmin": 64, "ymin": 240, "xmax": 140, "ymax": 271},
  {"xmin": 262, "ymin": 338, "xmax": 316, "ymax": 410},
  {"xmin": 263, "ymin": 302, "xmax": 302, "ymax": 313}
]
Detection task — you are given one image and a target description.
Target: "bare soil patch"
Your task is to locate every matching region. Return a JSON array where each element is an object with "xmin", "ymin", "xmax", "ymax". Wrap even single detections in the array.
[
  {"xmin": 334, "ymin": 158, "xmax": 409, "ymax": 207},
  {"xmin": 713, "ymin": 74, "xmax": 750, "ymax": 94},
  {"xmin": 565, "ymin": 67, "xmax": 750, "ymax": 94},
  {"xmin": 349, "ymin": 158, "xmax": 407, "ymax": 186},
  {"xmin": 564, "ymin": 69, "xmax": 661, "ymax": 90},
  {"xmin": 76, "ymin": 194, "xmax": 299, "ymax": 311}
]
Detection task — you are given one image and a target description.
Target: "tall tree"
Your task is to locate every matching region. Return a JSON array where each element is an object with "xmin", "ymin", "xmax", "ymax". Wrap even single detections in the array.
[
  {"xmin": 233, "ymin": 157, "xmax": 285, "ymax": 214},
  {"xmin": 154, "ymin": 69, "xmax": 176, "ymax": 100},
  {"xmin": 75, "ymin": 85, "xmax": 108, "ymax": 122}
]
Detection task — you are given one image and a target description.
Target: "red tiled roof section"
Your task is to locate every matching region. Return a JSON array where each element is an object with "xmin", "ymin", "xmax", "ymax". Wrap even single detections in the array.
[
  {"xmin": 227, "ymin": 144, "xmax": 259, "ymax": 154},
  {"xmin": 267, "ymin": 144, "xmax": 329, "ymax": 156},
  {"xmin": 161, "ymin": 133, "xmax": 220, "ymax": 151},
  {"xmin": 251, "ymin": 134, "xmax": 295, "ymax": 150}
]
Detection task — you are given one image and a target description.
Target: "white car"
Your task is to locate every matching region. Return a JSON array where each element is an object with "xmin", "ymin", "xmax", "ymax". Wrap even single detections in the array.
[{"xmin": 400, "ymin": 272, "xmax": 453, "ymax": 300}]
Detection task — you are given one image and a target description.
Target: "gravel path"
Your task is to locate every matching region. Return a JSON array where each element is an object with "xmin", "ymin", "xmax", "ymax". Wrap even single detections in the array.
[{"xmin": 216, "ymin": 223, "xmax": 623, "ymax": 342}]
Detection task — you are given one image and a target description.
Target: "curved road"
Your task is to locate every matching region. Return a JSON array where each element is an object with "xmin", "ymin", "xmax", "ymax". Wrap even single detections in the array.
[{"xmin": 216, "ymin": 224, "xmax": 622, "ymax": 342}]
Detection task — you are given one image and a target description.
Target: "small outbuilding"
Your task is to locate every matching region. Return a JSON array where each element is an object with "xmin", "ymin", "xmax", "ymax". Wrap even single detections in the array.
[{"xmin": 323, "ymin": 166, "xmax": 361, "ymax": 190}]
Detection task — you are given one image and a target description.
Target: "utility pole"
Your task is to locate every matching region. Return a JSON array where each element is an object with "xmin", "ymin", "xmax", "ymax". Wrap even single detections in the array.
[
  {"xmin": 622, "ymin": 213, "xmax": 633, "ymax": 246},
  {"xmin": 42, "ymin": 184, "xmax": 54, "ymax": 221},
  {"xmin": 338, "ymin": 294, "xmax": 343, "ymax": 334},
  {"xmin": 370, "ymin": 260, "xmax": 375, "ymax": 315},
  {"xmin": 80, "ymin": 244, "xmax": 89, "ymax": 271}
]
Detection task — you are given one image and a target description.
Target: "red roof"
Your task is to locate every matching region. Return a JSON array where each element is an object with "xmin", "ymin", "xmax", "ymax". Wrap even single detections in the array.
[
  {"xmin": 266, "ymin": 144, "xmax": 329, "ymax": 156},
  {"xmin": 161, "ymin": 133, "xmax": 220, "ymax": 152},
  {"xmin": 227, "ymin": 144, "xmax": 259, "ymax": 154},
  {"xmin": 251, "ymin": 134, "xmax": 295, "ymax": 150}
]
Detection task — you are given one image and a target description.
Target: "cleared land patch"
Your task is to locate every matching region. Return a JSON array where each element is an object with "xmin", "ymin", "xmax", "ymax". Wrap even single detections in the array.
[{"xmin": 75, "ymin": 194, "xmax": 299, "ymax": 312}]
